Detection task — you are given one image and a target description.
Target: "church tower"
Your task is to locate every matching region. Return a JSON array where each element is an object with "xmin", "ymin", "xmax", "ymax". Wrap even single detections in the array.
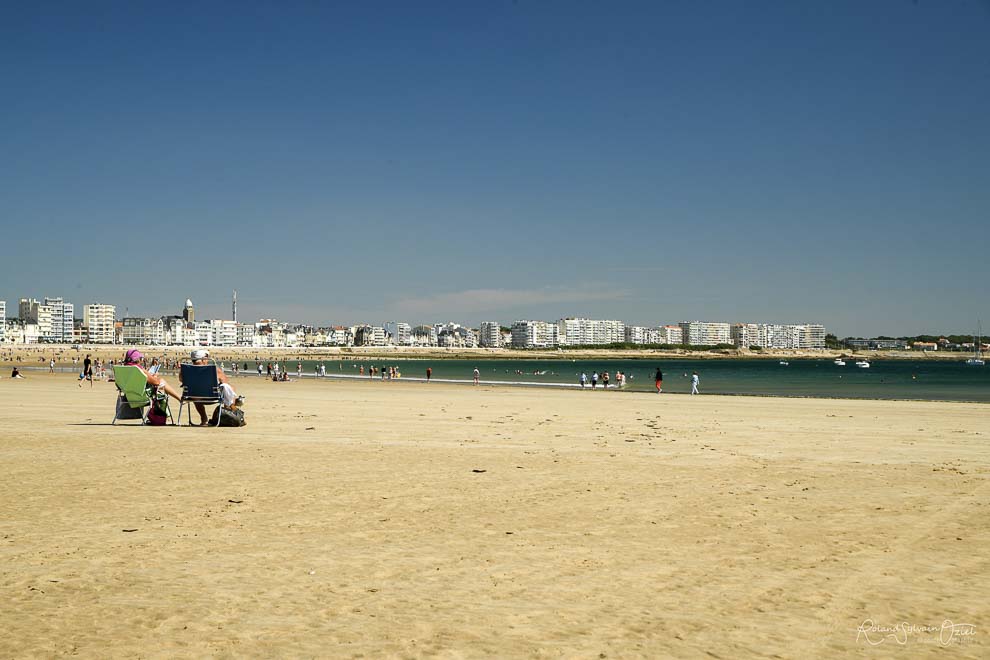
[{"xmin": 183, "ymin": 298, "xmax": 195, "ymax": 323}]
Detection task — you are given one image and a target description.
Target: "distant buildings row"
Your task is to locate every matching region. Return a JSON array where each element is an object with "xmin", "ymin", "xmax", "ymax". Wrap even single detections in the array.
[
  {"xmin": 0, "ymin": 296, "xmax": 829, "ymax": 351},
  {"xmin": 507, "ymin": 319, "xmax": 826, "ymax": 350}
]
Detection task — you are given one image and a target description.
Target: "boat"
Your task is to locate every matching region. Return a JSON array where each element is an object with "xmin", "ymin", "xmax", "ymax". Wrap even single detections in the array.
[
  {"xmin": 834, "ymin": 359, "xmax": 846, "ymax": 366},
  {"xmin": 779, "ymin": 361, "xmax": 789, "ymax": 366},
  {"xmin": 966, "ymin": 321, "xmax": 985, "ymax": 366},
  {"xmin": 855, "ymin": 360, "xmax": 870, "ymax": 368}
]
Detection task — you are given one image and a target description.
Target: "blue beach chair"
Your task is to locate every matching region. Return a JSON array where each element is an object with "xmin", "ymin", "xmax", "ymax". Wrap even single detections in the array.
[{"xmin": 178, "ymin": 363, "xmax": 223, "ymax": 426}]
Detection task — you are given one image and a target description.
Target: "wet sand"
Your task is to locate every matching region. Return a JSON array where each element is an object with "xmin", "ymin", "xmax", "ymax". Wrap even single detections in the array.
[{"xmin": 1, "ymin": 373, "xmax": 987, "ymax": 657}]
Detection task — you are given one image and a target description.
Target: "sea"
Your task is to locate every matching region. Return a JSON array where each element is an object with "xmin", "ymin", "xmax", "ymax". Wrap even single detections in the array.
[{"xmin": 231, "ymin": 357, "xmax": 990, "ymax": 403}]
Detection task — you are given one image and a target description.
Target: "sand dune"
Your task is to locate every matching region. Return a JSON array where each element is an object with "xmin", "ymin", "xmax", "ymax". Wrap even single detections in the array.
[{"xmin": 1, "ymin": 374, "xmax": 986, "ymax": 657}]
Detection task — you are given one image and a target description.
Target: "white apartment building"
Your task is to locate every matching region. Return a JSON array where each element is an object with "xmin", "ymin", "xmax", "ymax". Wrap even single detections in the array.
[
  {"xmin": 479, "ymin": 321, "xmax": 501, "ymax": 347},
  {"xmin": 195, "ymin": 321, "xmax": 214, "ymax": 346},
  {"xmin": 556, "ymin": 318, "xmax": 625, "ymax": 346},
  {"xmin": 236, "ymin": 322, "xmax": 255, "ymax": 347},
  {"xmin": 44, "ymin": 297, "xmax": 73, "ymax": 343},
  {"xmin": 625, "ymin": 326, "xmax": 648, "ymax": 344},
  {"xmin": 0, "ymin": 301, "xmax": 5, "ymax": 343},
  {"xmin": 211, "ymin": 319, "xmax": 237, "ymax": 347},
  {"xmin": 6, "ymin": 321, "xmax": 41, "ymax": 344},
  {"xmin": 731, "ymin": 323, "xmax": 762, "ymax": 348},
  {"xmin": 731, "ymin": 323, "xmax": 826, "ymax": 350},
  {"xmin": 679, "ymin": 321, "xmax": 732, "ymax": 346},
  {"xmin": 657, "ymin": 325, "xmax": 683, "ymax": 344},
  {"xmin": 122, "ymin": 317, "xmax": 165, "ymax": 345},
  {"xmin": 83, "ymin": 304, "xmax": 116, "ymax": 343},
  {"xmin": 511, "ymin": 320, "xmax": 559, "ymax": 348},
  {"xmin": 800, "ymin": 324, "xmax": 826, "ymax": 349},
  {"xmin": 19, "ymin": 299, "xmax": 51, "ymax": 340}
]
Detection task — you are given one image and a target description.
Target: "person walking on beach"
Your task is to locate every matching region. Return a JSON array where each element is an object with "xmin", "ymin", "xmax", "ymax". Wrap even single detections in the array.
[
  {"xmin": 49, "ymin": 357, "xmax": 56, "ymax": 373},
  {"xmin": 473, "ymin": 367, "xmax": 480, "ymax": 385},
  {"xmin": 690, "ymin": 371, "xmax": 700, "ymax": 395},
  {"xmin": 591, "ymin": 371, "xmax": 599, "ymax": 389},
  {"xmin": 426, "ymin": 367, "xmax": 432, "ymax": 382},
  {"xmin": 79, "ymin": 354, "xmax": 93, "ymax": 388},
  {"xmin": 654, "ymin": 367, "xmax": 663, "ymax": 394},
  {"xmin": 602, "ymin": 371, "xmax": 610, "ymax": 389},
  {"xmin": 580, "ymin": 372, "xmax": 587, "ymax": 388}
]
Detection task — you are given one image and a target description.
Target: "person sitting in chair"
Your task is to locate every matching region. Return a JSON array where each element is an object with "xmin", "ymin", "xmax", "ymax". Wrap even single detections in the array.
[
  {"xmin": 123, "ymin": 349, "xmax": 181, "ymax": 400},
  {"xmin": 182, "ymin": 349, "xmax": 243, "ymax": 426}
]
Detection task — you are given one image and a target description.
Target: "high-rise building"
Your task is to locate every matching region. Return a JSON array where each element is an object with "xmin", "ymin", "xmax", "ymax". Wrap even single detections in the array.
[
  {"xmin": 479, "ymin": 321, "xmax": 501, "ymax": 347},
  {"xmin": 83, "ymin": 304, "xmax": 117, "ymax": 343},
  {"xmin": 556, "ymin": 318, "xmax": 625, "ymax": 346},
  {"xmin": 625, "ymin": 326, "xmax": 648, "ymax": 344},
  {"xmin": 122, "ymin": 317, "xmax": 165, "ymax": 345},
  {"xmin": 0, "ymin": 300, "xmax": 5, "ymax": 343},
  {"xmin": 730, "ymin": 322, "xmax": 826, "ymax": 349},
  {"xmin": 657, "ymin": 325, "xmax": 683, "ymax": 344},
  {"xmin": 44, "ymin": 297, "xmax": 73, "ymax": 343},
  {"xmin": 236, "ymin": 322, "xmax": 255, "ymax": 347},
  {"xmin": 211, "ymin": 319, "xmax": 237, "ymax": 347},
  {"xmin": 511, "ymin": 320, "xmax": 559, "ymax": 348},
  {"xmin": 19, "ymin": 298, "xmax": 57, "ymax": 342},
  {"xmin": 678, "ymin": 321, "xmax": 732, "ymax": 346}
]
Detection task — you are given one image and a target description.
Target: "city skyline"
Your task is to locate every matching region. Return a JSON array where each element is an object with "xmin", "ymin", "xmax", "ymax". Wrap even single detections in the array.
[
  {"xmin": 3, "ymin": 290, "xmax": 989, "ymax": 340},
  {"xmin": 2, "ymin": 2, "xmax": 988, "ymax": 337}
]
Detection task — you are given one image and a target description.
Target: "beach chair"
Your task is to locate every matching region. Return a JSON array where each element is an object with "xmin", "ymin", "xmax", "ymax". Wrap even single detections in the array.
[
  {"xmin": 112, "ymin": 365, "xmax": 174, "ymax": 425},
  {"xmin": 178, "ymin": 363, "xmax": 223, "ymax": 426}
]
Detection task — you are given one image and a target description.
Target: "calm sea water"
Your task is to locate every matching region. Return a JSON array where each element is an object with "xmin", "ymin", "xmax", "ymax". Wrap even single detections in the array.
[{"xmin": 238, "ymin": 358, "xmax": 990, "ymax": 403}]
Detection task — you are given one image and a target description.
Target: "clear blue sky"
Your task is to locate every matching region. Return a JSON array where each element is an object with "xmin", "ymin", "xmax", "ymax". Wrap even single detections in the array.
[{"xmin": 2, "ymin": 1, "xmax": 988, "ymax": 336}]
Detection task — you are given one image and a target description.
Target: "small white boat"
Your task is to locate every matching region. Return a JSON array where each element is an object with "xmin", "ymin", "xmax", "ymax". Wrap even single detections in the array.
[
  {"xmin": 834, "ymin": 359, "xmax": 846, "ymax": 366},
  {"xmin": 779, "ymin": 361, "xmax": 789, "ymax": 366},
  {"xmin": 855, "ymin": 360, "xmax": 870, "ymax": 368}
]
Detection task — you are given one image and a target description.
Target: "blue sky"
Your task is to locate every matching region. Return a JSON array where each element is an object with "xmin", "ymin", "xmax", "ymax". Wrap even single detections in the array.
[{"xmin": 1, "ymin": 1, "xmax": 988, "ymax": 336}]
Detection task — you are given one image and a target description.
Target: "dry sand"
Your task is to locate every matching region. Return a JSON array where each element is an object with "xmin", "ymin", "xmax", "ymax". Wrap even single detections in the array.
[{"xmin": 1, "ymin": 373, "xmax": 987, "ymax": 658}]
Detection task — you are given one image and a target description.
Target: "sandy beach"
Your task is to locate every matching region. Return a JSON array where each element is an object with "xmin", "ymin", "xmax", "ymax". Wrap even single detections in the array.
[{"xmin": 1, "ymin": 373, "xmax": 987, "ymax": 657}]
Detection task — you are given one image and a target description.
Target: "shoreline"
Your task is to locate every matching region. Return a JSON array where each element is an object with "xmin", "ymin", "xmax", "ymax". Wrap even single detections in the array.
[
  {"xmin": 0, "ymin": 344, "xmax": 973, "ymax": 365},
  {"xmin": 13, "ymin": 364, "xmax": 988, "ymax": 404}
]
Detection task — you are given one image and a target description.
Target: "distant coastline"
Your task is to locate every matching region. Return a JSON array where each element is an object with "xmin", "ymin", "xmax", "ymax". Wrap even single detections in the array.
[{"xmin": 0, "ymin": 344, "xmax": 972, "ymax": 364}]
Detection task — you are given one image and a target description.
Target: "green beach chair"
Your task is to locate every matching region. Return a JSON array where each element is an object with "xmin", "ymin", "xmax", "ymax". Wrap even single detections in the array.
[{"xmin": 112, "ymin": 365, "xmax": 174, "ymax": 425}]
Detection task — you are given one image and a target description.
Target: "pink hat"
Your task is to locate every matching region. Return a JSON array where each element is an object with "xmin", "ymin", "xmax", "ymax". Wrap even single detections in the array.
[{"xmin": 124, "ymin": 349, "xmax": 143, "ymax": 364}]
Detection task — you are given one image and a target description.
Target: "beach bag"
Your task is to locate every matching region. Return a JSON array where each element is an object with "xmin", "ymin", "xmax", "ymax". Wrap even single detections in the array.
[
  {"xmin": 115, "ymin": 395, "xmax": 144, "ymax": 420},
  {"xmin": 211, "ymin": 406, "xmax": 246, "ymax": 427},
  {"xmin": 146, "ymin": 394, "xmax": 168, "ymax": 426}
]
